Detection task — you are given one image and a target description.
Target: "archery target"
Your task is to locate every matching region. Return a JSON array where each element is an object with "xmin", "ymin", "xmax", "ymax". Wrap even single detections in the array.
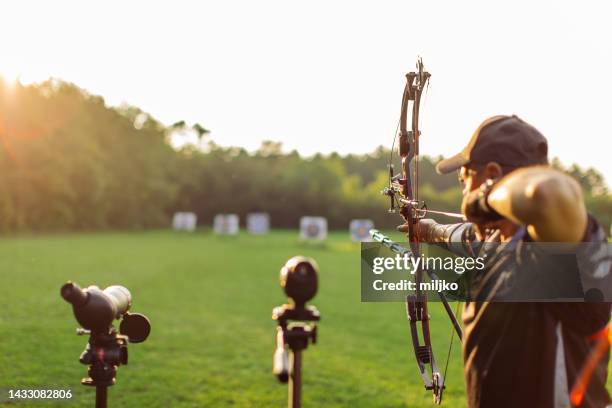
[
  {"xmin": 247, "ymin": 213, "xmax": 270, "ymax": 235},
  {"xmin": 172, "ymin": 212, "xmax": 197, "ymax": 232},
  {"xmin": 213, "ymin": 214, "xmax": 239, "ymax": 235},
  {"xmin": 350, "ymin": 219, "xmax": 374, "ymax": 242},
  {"xmin": 300, "ymin": 217, "xmax": 327, "ymax": 241}
]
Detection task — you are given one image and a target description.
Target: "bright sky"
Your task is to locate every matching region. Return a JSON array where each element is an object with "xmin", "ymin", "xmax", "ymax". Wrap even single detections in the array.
[{"xmin": 2, "ymin": 0, "xmax": 611, "ymax": 181}]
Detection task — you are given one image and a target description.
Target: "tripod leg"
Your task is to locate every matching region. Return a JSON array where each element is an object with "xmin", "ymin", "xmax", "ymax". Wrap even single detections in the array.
[
  {"xmin": 289, "ymin": 350, "xmax": 302, "ymax": 408},
  {"xmin": 95, "ymin": 385, "xmax": 107, "ymax": 408}
]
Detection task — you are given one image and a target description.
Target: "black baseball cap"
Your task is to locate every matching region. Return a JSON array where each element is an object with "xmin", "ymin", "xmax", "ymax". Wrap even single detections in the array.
[{"xmin": 436, "ymin": 115, "xmax": 549, "ymax": 174}]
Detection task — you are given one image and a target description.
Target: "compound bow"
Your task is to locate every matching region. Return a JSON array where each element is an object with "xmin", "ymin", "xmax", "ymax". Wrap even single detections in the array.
[{"xmin": 379, "ymin": 58, "xmax": 463, "ymax": 404}]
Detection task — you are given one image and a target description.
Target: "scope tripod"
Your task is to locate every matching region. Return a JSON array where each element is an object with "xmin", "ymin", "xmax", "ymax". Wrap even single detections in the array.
[
  {"xmin": 76, "ymin": 329, "xmax": 129, "ymax": 408},
  {"xmin": 273, "ymin": 304, "xmax": 320, "ymax": 408}
]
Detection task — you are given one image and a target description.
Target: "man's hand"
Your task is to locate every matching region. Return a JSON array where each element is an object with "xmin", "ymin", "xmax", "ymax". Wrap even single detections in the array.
[
  {"xmin": 462, "ymin": 179, "xmax": 504, "ymax": 224},
  {"xmin": 397, "ymin": 219, "xmax": 445, "ymax": 242}
]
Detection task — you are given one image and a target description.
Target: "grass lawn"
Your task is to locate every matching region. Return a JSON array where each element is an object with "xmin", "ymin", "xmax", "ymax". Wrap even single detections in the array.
[{"xmin": 3, "ymin": 229, "xmax": 597, "ymax": 407}]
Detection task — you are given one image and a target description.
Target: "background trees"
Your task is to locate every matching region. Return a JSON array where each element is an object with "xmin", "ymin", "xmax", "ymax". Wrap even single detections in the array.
[{"xmin": 1, "ymin": 79, "xmax": 610, "ymax": 234}]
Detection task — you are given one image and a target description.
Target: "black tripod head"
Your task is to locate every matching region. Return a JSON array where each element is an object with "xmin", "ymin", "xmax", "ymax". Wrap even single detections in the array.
[
  {"xmin": 61, "ymin": 281, "xmax": 151, "ymax": 394},
  {"xmin": 272, "ymin": 256, "xmax": 321, "ymax": 386},
  {"xmin": 279, "ymin": 256, "xmax": 319, "ymax": 310}
]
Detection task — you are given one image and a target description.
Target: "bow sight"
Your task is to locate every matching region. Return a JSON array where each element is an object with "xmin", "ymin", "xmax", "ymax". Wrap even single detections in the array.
[{"xmin": 61, "ymin": 281, "xmax": 151, "ymax": 408}]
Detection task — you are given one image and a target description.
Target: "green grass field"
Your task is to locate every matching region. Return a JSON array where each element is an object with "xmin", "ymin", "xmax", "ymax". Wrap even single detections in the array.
[{"xmin": 0, "ymin": 230, "xmax": 472, "ymax": 407}]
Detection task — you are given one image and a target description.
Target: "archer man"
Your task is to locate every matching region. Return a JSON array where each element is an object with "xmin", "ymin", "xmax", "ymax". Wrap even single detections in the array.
[{"xmin": 400, "ymin": 115, "xmax": 611, "ymax": 408}]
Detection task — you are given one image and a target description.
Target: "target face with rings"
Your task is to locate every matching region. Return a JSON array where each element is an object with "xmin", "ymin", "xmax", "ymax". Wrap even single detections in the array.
[
  {"xmin": 300, "ymin": 216, "xmax": 327, "ymax": 241},
  {"xmin": 350, "ymin": 219, "xmax": 374, "ymax": 242}
]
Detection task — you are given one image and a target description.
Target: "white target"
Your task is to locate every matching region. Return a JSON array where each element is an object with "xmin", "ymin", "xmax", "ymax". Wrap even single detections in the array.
[
  {"xmin": 213, "ymin": 214, "xmax": 239, "ymax": 235},
  {"xmin": 350, "ymin": 219, "xmax": 374, "ymax": 242},
  {"xmin": 300, "ymin": 216, "xmax": 327, "ymax": 241},
  {"xmin": 247, "ymin": 213, "xmax": 270, "ymax": 235},
  {"xmin": 172, "ymin": 212, "xmax": 197, "ymax": 232}
]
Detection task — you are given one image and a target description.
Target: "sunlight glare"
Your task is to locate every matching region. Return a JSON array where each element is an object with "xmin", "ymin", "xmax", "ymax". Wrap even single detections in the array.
[{"xmin": 0, "ymin": 63, "xmax": 21, "ymax": 85}]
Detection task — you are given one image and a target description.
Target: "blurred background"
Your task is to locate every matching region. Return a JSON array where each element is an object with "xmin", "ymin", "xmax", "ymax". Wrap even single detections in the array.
[{"xmin": 0, "ymin": 78, "xmax": 609, "ymax": 233}]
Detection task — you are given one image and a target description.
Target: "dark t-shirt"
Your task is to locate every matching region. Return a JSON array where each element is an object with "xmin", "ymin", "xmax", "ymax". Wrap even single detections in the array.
[{"xmin": 455, "ymin": 216, "xmax": 610, "ymax": 408}]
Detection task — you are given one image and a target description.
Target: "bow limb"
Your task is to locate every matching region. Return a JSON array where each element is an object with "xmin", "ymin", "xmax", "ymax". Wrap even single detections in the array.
[
  {"xmin": 383, "ymin": 59, "xmax": 463, "ymax": 404},
  {"xmin": 397, "ymin": 59, "xmax": 445, "ymax": 404}
]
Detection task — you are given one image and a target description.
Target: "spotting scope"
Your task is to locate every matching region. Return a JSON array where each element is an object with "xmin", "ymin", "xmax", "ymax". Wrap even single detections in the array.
[{"xmin": 61, "ymin": 281, "xmax": 150, "ymax": 342}]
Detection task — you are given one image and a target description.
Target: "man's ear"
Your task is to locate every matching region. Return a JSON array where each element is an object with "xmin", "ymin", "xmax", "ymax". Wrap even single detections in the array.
[{"xmin": 484, "ymin": 162, "xmax": 503, "ymax": 180}]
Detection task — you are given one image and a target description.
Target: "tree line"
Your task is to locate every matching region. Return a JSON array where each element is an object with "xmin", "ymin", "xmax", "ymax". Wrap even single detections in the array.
[{"xmin": 0, "ymin": 79, "xmax": 610, "ymax": 234}]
